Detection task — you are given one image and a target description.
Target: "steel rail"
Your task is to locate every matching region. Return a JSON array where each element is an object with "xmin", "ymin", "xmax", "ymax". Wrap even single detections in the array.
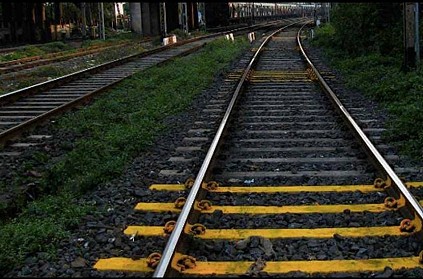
[
  {"xmin": 0, "ymin": 40, "xmax": 197, "ymax": 104},
  {"xmin": 0, "ymin": 20, "xmax": 296, "ymax": 146},
  {"xmin": 0, "ymin": 42, "xmax": 207, "ymax": 146},
  {"xmin": 0, "ymin": 43, "xmax": 131, "ymax": 74},
  {"xmin": 152, "ymin": 18, "xmax": 310, "ymax": 277},
  {"xmin": 296, "ymin": 22, "xmax": 423, "ymax": 225},
  {"xmin": 0, "ymin": 42, "xmax": 128, "ymax": 68},
  {"xmin": 0, "ymin": 19, "xmax": 292, "ymax": 106},
  {"xmin": 0, "ymin": 45, "xmax": 171, "ymax": 105}
]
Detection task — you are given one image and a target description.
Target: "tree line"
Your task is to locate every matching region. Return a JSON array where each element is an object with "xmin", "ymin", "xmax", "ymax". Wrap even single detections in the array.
[{"xmin": 0, "ymin": 2, "xmax": 130, "ymax": 44}]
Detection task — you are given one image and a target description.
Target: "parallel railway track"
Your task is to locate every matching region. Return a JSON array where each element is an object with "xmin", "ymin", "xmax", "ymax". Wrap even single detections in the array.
[
  {"xmin": 92, "ymin": 20, "xmax": 423, "ymax": 277},
  {"xmin": 0, "ymin": 41, "xmax": 134, "ymax": 74},
  {"xmin": 0, "ymin": 41, "xmax": 205, "ymax": 146},
  {"xmin": 0, "ymin": 19, "xmax": 296, "ymax": 148}
]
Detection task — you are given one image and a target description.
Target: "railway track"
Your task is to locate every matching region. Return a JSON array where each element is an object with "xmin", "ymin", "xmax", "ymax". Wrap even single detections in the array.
[
  {"xmin": 0, "ymin": 42, "xmax": 135, "ymax": 74},
  {"xmin": 0, "ymin": 19, "xmax": 295, "ymax": 149},
  {"xmin": 92, "ymin": 20, "xmax": 423, "ymax": 277}
]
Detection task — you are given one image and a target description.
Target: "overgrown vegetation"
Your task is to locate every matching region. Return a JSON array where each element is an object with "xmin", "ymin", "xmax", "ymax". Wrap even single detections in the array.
[
  {"xmin": 327, "ymin": 3, "xmax": 403, "ymax": 56},
  {"xmin": 0, "ymin": 36, "xmax": 138, "ymax": 63},
  {"xmin": 0, "ymin": 36, "xmax": 249, "ymax": 273},
  {"xmin": 49, "ymin": 37, "xmax": 248, "ymax": 193},
  {"xmin": 0, "ymin": 46, "xmax": 45, "ymax": 61},
  {"xmin": 311, "ymin": 3, "xmax": 423, "ymax": 161},
  {"xmin": 0, "ymin": 194, "xmax": 93, "ymax": 272},
  {"xmin": 0, "ymin": 42, "xmax": 72, "ymax": 62}
]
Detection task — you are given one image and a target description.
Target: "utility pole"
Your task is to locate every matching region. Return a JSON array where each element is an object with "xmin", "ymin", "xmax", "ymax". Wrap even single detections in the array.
[
  {"xmin": 415, "ymin": 2, "xmax": 420, "ymax": 67},
  {"xmin": 251, "ymin": 2, "xmax": 254, "ymax": 24},
  {"xmin": 182, "ymin": 3, "xmax": 188, "ymax": 33},
  {"xmin": 114, "ymin": 2, "xmax": 118, "ymax": 29},
  {"xmin": 161, "ymin": 2, "xmax": 167, "ymax": 36},
  {"xmin": 98, "ymin": 2, "xmax": 101, "ymax": 39},
  {"xmin": 327, "ymin": 3, "xmax": 330, "ymax": 23},
  {"xmin": 81, "ymin": 2, "xmax": 87, "ymax": 38},
  {"xmin": 100, "ymin": 2, "xmax": 105, "ymax": 40},
  {"xmin": 403, "ymin": 2, "xmax": 419, "ymax": 71},
  {"xmin": 98, "ymin": 2, "xmax": 105, "ymax": 40}
]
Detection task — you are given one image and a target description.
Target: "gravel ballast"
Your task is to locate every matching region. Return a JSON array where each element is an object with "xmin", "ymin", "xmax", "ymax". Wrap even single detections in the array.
[{"xmin": 2, "ymin": 25, "xmax": 423, "ymax": 278}]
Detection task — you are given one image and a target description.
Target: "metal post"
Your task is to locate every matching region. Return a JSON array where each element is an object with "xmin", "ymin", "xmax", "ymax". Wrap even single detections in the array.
[
  {"xmin": 100, "ymin": 2, "xmax": 105, "ymax": 40},
  {"xmin": 415, "ymin": 2, "xmax": 420, "ymax": 66},
  {"xmin": 182, "ymin": 2, "xmax": 188, "ymax": 33},
  {"xmin": 115, "ymin": 2, "xmax": 118, "ymax": 29},
  {"xmin": 403, "ymin": 2, "xmax": 416, "ymax": 71},
  {"xmin": 200, "ymin": 2, "xmax": 206, "ymax": 30},
  {"xmin": 163, "ymin": 2, "xmax": 167, "ymax": 36},
  {"xmin": 98, "ymin": 2, "xmax": 101, "ymax": 39},
  {"xmin": 274, "ymin": 3, "xmax": 276, "ymax": 18},
  {"xmin": 81, "ymin": 2, "xmax": 86, "ymax": 38},
  {"xmin": 252, "ymin": 2, "xmax": 254, "ymax": 24},
  {"xmin": 326, "ymin": 2, "xmax": 330, "ymax": 23},
  {"xmin": 328, "ymin": 3, "xmax": 330, "ymax": 23}
]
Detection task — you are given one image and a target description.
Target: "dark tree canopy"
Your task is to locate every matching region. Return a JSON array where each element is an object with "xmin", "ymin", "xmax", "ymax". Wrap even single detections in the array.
[{"xmin": 330, "ymin": 3, "xmax": 403, "ymax": 55}]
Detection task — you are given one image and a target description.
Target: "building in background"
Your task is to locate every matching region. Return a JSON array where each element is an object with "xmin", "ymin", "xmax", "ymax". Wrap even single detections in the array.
[{"xmin": 0, "ymin": 2, "xmax": 310, "ymax": 46}]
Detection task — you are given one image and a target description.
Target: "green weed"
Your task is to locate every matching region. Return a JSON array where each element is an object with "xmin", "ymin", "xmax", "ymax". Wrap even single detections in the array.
[
  {"xmin": 313, "ymin": 23, "xmax": 423, "ymax": 162},
  {"xmin": 0, "ymin": 36, "xmax": 249, "ymax": 273},
  {"xmin": 0, "ymin": 193, "xmax": 92, "ymax": 273}
]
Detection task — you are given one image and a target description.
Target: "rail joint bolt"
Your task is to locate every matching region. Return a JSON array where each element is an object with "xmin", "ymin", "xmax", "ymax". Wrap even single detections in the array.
[
  {"xmin": 147, "ymin": 252, "xmax": 162, "ymax": 269},
  {"xmin": 164, "ymin": 220, "xmax": 176, "ymax": 235},
  {"xmin": 400, "ymin": 218, "xmax": 416, "ymax": 233},
  {"xmin": 176, "ymin": 255, "xmax": 196, "ymax": 271}
]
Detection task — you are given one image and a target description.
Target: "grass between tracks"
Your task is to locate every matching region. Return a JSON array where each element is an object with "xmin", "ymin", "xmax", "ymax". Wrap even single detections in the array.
[
  {"xmin": 0, "ymin": 37, "xmax": 147, "ymax": 96},
  {"xmin": 0, "ymin": 32, "xmax": 141, "ymax": 62},
  {"xmin": 0, "ymin": 37, "xmax": 249, "ymax": 273},
  {"xmin": 311, "ymin": 24, "xmax": 423, "ymax": 162}
]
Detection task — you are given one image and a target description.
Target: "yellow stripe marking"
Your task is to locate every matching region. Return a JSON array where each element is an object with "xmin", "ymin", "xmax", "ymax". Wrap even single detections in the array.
[
  {"xmin": 183, "ymin": 257, "xmax": 422, "ymax": 275},
  {"xmin": 123, "ymin": 226, "xmax": 405, "ymax": 239},
  {"xmin": 250, "ymin": 79, "xmax": 312, "ymax": 83},
  {"xmin": 134, "ymin": 202, "xmax": 388, "ymax": 214},
  {"xmin": 149, "ymin": 182, "xmax": 423, "ymax": 192},
  {"xmin": 406, "ymin": 181, "xmax": 423, "ymax": 187},
  {"xmin": 94, "ymin": 257, "xmax": 153, "ymax": 273},
  {"xmin": 149, "ymin": 184, "xmax": 187, "ymax": 191},
  {"xmin": 94, "ymin": 256, "xmax": 422, "ymax": 274},
  {"xmin": 252, "ymin": 70, "xmax": 307, "ymax": 75},
  {"xmin": 251, "ymin": 75, "xmax": 308, "ymax": 78}
]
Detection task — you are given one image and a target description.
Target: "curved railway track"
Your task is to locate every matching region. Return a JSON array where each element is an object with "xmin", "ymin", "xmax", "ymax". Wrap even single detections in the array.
[
  {"xmin": 92, "ymin": 20, "xmax": 423, "ymax": 277},
  {"xmin": 0, "ymin": 19, "xmax": 296, "ymax": 148}
]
